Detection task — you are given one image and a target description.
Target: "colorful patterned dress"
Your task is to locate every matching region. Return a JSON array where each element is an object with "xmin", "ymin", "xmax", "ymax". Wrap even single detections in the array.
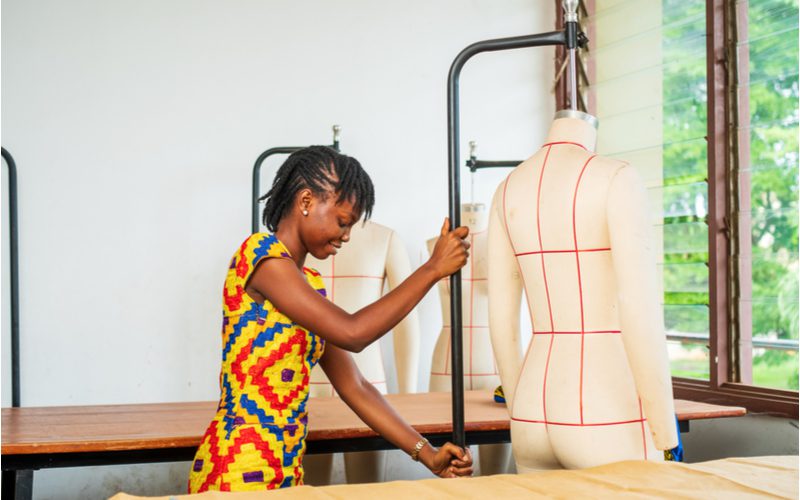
[{"xmin": 189, "ymin": 233, "xmax": 326, "ymax": 492}]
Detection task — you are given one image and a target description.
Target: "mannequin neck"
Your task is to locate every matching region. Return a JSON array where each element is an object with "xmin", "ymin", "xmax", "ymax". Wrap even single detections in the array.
[
  {"xmin": 545, "ymin": 111, "xmax": 599, "ymax": 152},
  {"xmin": 461, "ymin": 203, "xmax": 488, "ymax": 233}
]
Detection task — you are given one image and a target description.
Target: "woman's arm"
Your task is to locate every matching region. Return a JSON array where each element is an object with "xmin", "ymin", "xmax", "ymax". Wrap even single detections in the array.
[
  {"xmin": 249, "ymin": 219, "xmax": 469, "ymax": 352},
  {"xmin": 319, "ymin": 344, "xmax": 473, "ymax": 477}
]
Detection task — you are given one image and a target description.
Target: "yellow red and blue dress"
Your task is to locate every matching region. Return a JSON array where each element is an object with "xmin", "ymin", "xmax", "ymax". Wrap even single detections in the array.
[{"xmin": 189, "ymin": 233, "xmax": 326, "ymax": 492}]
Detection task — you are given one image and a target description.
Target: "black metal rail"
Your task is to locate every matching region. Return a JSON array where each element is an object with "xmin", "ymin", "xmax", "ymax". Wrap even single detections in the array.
[
  {"xmin": 2, "ymin": 147, "xmax": 20, "ymax": 408},
  {"xmin": 252, "ymin": 147, "xmax": 305, "ymax": 233},
  {"xmin": 446, "ymin": 28, "xmax": 579, "ymax": 447},
  {"xmin": 466, "ymin": 158, "xmax": 523, "ymax": 172}
]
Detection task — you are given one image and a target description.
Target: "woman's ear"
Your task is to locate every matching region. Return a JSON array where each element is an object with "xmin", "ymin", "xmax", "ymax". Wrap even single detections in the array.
[{"xmin": 298, "ymin": 188, "xmax": 313, "ymax": 215}]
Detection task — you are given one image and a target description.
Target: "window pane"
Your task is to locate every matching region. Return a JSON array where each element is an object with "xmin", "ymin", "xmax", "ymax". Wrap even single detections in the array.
[
  {"xmin": 739, "ymin": 0, "xmax": 799, "ymax": 390},
  {"xmin": 587, "ymin": 0, "xmax": 710, "ymax": 379}
]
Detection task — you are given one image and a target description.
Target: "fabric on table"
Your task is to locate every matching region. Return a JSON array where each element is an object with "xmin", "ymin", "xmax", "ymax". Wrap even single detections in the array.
[
  {"xmin": 188, "ymin": 233, "xmax": 327, "ymax": 493},
  {"xmin": 115, "ymin": 455, "xmax": 798, "ymax": 499}
]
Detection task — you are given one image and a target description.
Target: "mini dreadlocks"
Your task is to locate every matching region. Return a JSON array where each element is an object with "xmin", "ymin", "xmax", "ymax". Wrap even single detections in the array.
[{"xmin": 260, "ymin": 146, "xmax": 375, "ymax": 232}]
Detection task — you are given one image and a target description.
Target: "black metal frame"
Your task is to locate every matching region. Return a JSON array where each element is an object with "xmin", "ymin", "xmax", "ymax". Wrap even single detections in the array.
[
  {"xmin": 446, "ymin": 28, "xmax": 580, "ymax": 447},
  {"xmin": 252, "ymin": 147, "xmax": 304, "ymax": 234},
  {"xmin": 2, "ymin": 147, "xmax": 20, "ymax": 409},
  {"xmin": 466, "ymin": 157, "xmax": 523, "ymax": 173}
]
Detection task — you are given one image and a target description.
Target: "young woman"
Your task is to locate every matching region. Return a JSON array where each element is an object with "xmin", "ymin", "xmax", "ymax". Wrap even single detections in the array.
[{"xmin": 189, "ymin": 146, "xmax": 473, "ymax": 492}]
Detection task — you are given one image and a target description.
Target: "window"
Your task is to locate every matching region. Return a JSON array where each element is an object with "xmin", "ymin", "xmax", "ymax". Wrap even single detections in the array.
[
  {"xmin": 559, "ymin": 0, "xmax": 798, "ymax": 416},
  {"xmin": 734, "ymin": 0, "xmax": 799, "ymax": 391}
]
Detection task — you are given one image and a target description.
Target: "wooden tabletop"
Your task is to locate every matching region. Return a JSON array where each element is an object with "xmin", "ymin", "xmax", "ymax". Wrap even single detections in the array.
[{"xmin": 1, "ymin": 391, "xmax": 745, "ymax": 456}]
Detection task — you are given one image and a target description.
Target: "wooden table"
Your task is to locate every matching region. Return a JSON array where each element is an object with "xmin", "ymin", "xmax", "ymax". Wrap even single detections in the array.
[{"xmin": 2, "ymin": 391, "xmax": 745, "ymax": 498}]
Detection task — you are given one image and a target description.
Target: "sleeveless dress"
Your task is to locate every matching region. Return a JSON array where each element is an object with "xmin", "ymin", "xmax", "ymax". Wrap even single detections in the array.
[{"xmin": 188, "ymin": 233, "xmax": 326, "ymax": 492}]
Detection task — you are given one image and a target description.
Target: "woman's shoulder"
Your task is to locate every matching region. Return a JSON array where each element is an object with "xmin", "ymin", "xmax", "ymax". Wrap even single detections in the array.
[
  {"xmin": 228, "ymin": 233, "xmax": 293, "ymax": 284},
  {"xmin": 236, "ymin": 232, "xmax": 292, "ymax": 259}
]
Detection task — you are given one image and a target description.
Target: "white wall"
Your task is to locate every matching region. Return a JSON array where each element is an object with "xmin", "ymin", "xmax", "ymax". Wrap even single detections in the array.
[{"xmin": 1, "ymin": 1, "xmax": 555, "ymax": 498}]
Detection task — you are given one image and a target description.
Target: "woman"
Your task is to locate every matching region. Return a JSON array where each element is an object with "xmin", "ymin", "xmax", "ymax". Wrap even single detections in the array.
[{"xmin": 189, "ymin": 146, "xmax": 473, "ymax": 492}]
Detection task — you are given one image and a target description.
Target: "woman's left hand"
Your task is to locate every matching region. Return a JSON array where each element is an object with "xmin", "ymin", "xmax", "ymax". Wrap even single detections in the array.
[{"xmin": 424, "ymin": 442, "xmax": 473, "ymax": 478}]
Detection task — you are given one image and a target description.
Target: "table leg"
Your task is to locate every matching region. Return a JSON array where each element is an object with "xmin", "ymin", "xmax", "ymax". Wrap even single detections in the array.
[{"xmin": 2, "ymin": 470, "xmax": 33, "ymax": 500}]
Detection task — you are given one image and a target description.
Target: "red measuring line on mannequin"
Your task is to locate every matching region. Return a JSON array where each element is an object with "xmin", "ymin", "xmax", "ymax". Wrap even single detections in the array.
[
  {"xmin": 515, "ymin": 248, "xmax": 610, "ymax": 257},
  {"xmin": 541, "ymin": 141, "xmax": 587, "ymax": 150},
  {"xmin": 321, "ymin": 255, "xmax": 389, "ymax": 396},
  {"xmin": 510, "ymin": 416, "xmax": 647, "ymax": 427},
  {"xmin": 437, "ymin": 230, "xmax": 498, "ymax": 383},
  {"xmin": 324, "ymin": 254, "xmax": 385, "ymax": 307},
  {"xmin": 638, "ymin": 398, "xmax": 648, "ymax": 460},
  {"xmin": 574, "ymin": 155, "xmax": 598, "ymax": 425},
  {"xmin": 504, "ymin": 145, "xmax": 640, "ymax": 429},
  {"xmin": 532, "ymin": 330, "xmax": 621, "ymax": 335},
  {"xmin": 537, "ymin": 145, "xmax": 556, "ymax": 426}
]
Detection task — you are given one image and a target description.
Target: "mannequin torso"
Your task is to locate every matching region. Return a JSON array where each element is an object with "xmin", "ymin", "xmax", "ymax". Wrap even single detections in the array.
[
  {"xmin": 304, "ymin": 220, "xmax": 420, "ymax": 484},
  {"xmin": 428, "ymin": 204, "xmax": 497, "ymax": 392},
  {"xmin": 488, "ymin": 114, "xmax": 678, "ymax": 471},
  {"xmin": 307, "ymin": 221, "xmax": 419, "ymax": 396}
]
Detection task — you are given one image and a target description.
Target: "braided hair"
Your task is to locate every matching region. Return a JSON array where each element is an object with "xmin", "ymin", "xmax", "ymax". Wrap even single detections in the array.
[{"xmin": 260, "ymin": 146, "xmax": 375, "ymax": 232}]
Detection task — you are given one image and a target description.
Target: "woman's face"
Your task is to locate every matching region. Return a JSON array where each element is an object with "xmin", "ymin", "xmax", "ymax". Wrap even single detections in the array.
[{"xmin": 301, "ymin": 191, "xmax": 360, "ymax": 260}]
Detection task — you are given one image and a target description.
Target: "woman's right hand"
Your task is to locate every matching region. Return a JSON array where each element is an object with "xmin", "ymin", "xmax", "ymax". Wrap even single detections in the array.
[
  {"xmin": 427, "ymin": 217, "xmax": 470, "ymax": 279},
  {"xmin": 423, "ymin": 442, "xmax": 473, "ymax": 478}
]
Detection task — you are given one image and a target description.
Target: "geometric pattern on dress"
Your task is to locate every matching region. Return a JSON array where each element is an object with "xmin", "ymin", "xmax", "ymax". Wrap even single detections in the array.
[{"xmin": 189, "ymin": 233, "xmax": 327, "ymax": 492}]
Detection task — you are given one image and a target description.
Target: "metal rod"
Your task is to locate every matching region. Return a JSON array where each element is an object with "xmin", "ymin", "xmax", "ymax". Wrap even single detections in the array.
[
  {"xmin": 2, "ymin": 147, "xmax": 20, "ymax": 408},
  {"xmin": 563, "ymin": 0, "xmax": 579, "ymax": 110},
  {"xmin": 447, "ymin": 29, "xmax": 567, "ymax": 448},
  {"xmin": 332, "ymin": 125, "xmax": 341, "ymax": 152},
  {"xmin": 467, "ymin": 159, "xmax": 523, "ymax": 171},
  {"xmin": 568, "ymin": 47, "xmax": 577, "ymax": 110},
  {"xmin": 469, "ymin": 141, "xmax": 476, "ymax": 204},
  {"xmin": 252, "ymin": 147, "xmax": 304, "ymax": 234}
]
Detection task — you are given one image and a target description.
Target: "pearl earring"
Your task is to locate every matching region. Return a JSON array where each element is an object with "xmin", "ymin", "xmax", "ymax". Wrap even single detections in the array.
[{"xmin": 302, "ymin": 209, "xmax": 309, "ymax": 216}]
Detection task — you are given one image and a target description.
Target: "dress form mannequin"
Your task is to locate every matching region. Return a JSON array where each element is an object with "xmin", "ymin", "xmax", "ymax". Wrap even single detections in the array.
[
  {"xmin": 304, "ymin": 221, "xmax": 420, "ymax": 485},
  {"xmin": 428, "ymin": 203, "xmax": 511, "ymax": 476},
  {"xmin": 487, "ymin": 111, "xmax": 678, "ymax": 472}
]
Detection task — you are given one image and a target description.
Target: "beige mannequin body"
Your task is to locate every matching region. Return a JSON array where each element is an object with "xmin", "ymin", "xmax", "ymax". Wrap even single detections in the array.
[
  {"xmin": 304, "ymin": 221, "xmax": 420, "ymax": 484},
  {"xmin": 428, "ymin": 204, "xmax": 511, "ymax": 475},
  {"xmin": 488, "ymin": 113, "xmax": 678, "ymax": 472}
]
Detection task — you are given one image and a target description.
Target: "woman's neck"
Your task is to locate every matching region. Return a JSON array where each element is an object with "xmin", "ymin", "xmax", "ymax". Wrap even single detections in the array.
[
  {"xmin": 545, "ymin": 112, "xmax": 599, "ymax": 152},
  {"xmin": 274, "ymin": 220, "xmax": 307, "ymax": 269},
  {"xmin": 461, "ymin": 203, "xmax": 488, "ymax": 233}
]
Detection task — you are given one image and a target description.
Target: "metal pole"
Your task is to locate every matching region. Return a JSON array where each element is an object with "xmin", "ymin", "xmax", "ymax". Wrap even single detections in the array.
[
  {"xmin": 564, "ymin": 0, "xmax": 580, "ymax": 110},
  {"xmin": 2, "ymin": 147, "xmax": 20, "ymax": 408},
  {"xmin": 252, "ymin": 147, "xmax": 304, "ymax": 233},
  {"xmin": 447, "ymin": 29, "xmax": 568, "ymax": 447}
]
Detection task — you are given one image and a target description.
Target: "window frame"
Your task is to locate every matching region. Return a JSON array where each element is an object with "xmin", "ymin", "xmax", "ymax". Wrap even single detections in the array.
[{"xmin": 555, "ymin": 0, "xmax": 799, "ymax": 418}]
